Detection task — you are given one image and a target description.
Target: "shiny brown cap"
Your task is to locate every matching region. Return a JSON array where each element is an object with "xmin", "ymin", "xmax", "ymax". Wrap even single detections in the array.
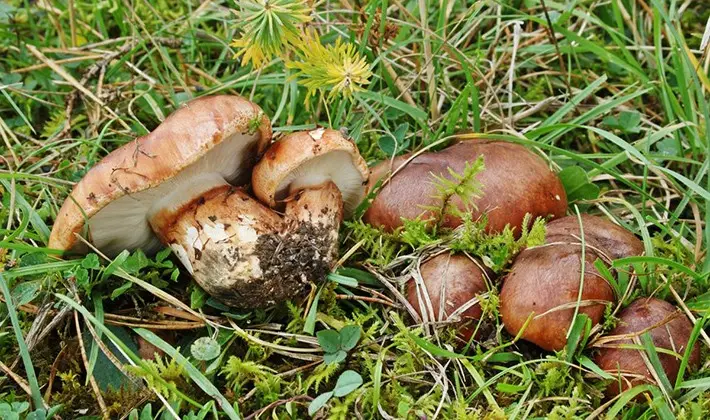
[
  {"xmin": 594, "ymin": 297, "xmax": 701, "ymax": 397},
  {"xmin": 363, "ymin": 140, "xmax": 568, "ymax": 235},
  {"xmin": 545, "ymin": 214, "xmax": 644, "ymax": 260},
  {"xmin": 406, "ymin": 253, "xmax": 489, "ymax": 343}
]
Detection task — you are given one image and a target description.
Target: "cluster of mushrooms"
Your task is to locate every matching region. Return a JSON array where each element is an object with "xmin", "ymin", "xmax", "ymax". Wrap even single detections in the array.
[
  {"xmin": 364, "ymin": 140, "xmax": 700, "ymax": 396},
  {"xmin": 50, "ymin": 94, "xmax": 700, "ymax": 396},
  {"xmin": 49, "ymin": 95, "xmax": 368, "ymax": 308}
]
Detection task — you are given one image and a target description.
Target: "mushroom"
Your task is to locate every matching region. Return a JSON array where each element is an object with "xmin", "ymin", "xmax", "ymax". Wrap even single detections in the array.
[
  {"xmin": 48, "ymin": 96, "xmax": 367, "ymax": 308},
  {"xmin": 363, "ymin": 140, "xmax": 567, "ymax": 235},
  {"xmin": 49, "ymin": 95, "xmax": 270, "ymax": 256},
  {"xmin": 500, "ymin": 215, "xmax": 644, "ymax": 351},
  {"xmin": 405, "ymin": 253, "xmax": 490, "ymax": 343},
  {"xmin": 594, "ymin": 297, "xmax": 701, "ymax": 397},
  {"xmin": 500, "ymin": 244, "xmax": 615, "ymax": 351},
  {"xmin": 544, "ymin": 214, "xmax": 645, "ymax": 260},
  {"xmin": 246, "ymin": 127, "xmax": 369, "ymax": 300}
]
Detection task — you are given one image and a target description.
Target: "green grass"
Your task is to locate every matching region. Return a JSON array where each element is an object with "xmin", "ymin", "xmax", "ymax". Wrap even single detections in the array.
[{"xmin": 1, "ymin": 0, "xmax": 710, "ymax": 418}]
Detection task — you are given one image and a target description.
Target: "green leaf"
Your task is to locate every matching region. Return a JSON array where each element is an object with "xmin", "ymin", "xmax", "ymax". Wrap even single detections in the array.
[
  {"xmin": 333, "ymin": 370, "xmax": 363, "ymax": 397},
  {"xmin": 308, "ymin": 391, "xmax": 333, "ymax": 416},
  {"xmin": 0, "ymin": 272, "xmax": 44, "ymax": 410},
  {"xmin": 74, "ymin": 267, "xmax": 90, "ymax": 291},
  {"xmin": 11, "ymin": 402, "xmax": 29, "ymax": 414},
  {"xmin": 559, "ymin": 166, "xmax": 600, "ymax": 202},
  {"xmin": 26, "ymin": 409, "xmax": 47, "ymax": 420},
  {"xmin": 565, "ymin": 313, "xmax": 591, "ymax": 362},
  {"xmin": 579, "ymin": 356, "xmax": 614, "ymax": 380},
  {"xmin": 323, "ymin": 350, "xmax": 347, "ymax": 365},
  {"xmin": 110, "ymin": 282, "xmax": 133, "ymax": 300},
  {"xmin": 304, "ymin": 287, "xmax": 322, "ymax": 335},
  {"xmin": 339, "ymin": 325, "xmax": 361, "ymax": 351},
  {"xmin": 605, "ymin": 385, "xmax": 654, "ymax": 419},
  {"xmin": 82, "ymin": 253, "xmax": 101, "ymax": 269},
  {"xmin": 80, "ymin": 325, "xmax": 140, "ymax": 392},
  {"xmin": 101, "ymin": 250, "xmax": 130, "ymax": 281},
  {"xmin": 335, "ymin": 268, "xmax": 381, "ymax": 287},
  {"xmin": 408, "ymin": 332, "xmax": 463, "ymax": 359},
  {"xmin": 327, "ymin": 273, "xmax": 358, "ymax": 288},
  {"xmin": 134, "ymin": 329, "xmax": 240, "ymax": 420},
  {"xmin": 140, "ymin": 403, "xmax": 153, "ymax": 420},
  {"xmin": 190, "ymin": 337, "xmax": 221, "ymax": 361},
  {"xmin": 602, "ymin": 110, "xmax": 641, "ymax": 133},
  {"xmin": 496, "ymin": 382, "xmax": 528, "ymax": 394},
  {"xmin": 358, "ymin": 91, "xmax": 428, "ymax": 121},
  {"xmin": 156, "ymin": 248, "xmax": 172, "ymax": 262},
  {"xmin": 594, "ymin": 259, "xmax": 622, "ymax": 300},
  {"xmin": 640, "ymin": 332, "xmax": 673, "ymax": 394},
  {"xmin": 122, "ymin": 250, "xmax": 150, "ymax": 274},
  {"xmin": 11, "ymin": 280, "xmax": 40, "ymax": 306},
  {"xmin": 317, "ymin": 329, "xmax": 341, "ymax": 354},
  {"xmin": 378, "ymin": 123, "xmax": 410, "ymax": 155},
  {"xmin": 190, "ymin": 286, "xmax": 209, "ymax": 309}
]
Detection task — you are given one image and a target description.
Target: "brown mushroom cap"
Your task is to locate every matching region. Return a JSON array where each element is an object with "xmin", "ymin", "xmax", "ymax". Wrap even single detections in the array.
[
  {"xmin": 49, "ymin": 95, "xmax": 271, "ymax": 256},
  {"xmin": 500, "ymin": 245, "xmax": 615, "ymax": 351},
  {"xmin": 251, "ymin": 128, "xmax": 368, "ymax": 217},
  {"xmin": 545, "ymin": 215, "xmax": 644, "ymax": 260},
  {"xmin": 500, "ymin": 214, "xmax": 645, "ymax": 351},
  {"xmin": 594, "ymin": 298, "xmax": 701, "ymax": 397},
  {"xmin": 406, "ymin": 253, "xmax": 490, "ymax": 343},
  {"xmin": 363, "ymin": 140, "xmax": 567, "ymax": 235}
]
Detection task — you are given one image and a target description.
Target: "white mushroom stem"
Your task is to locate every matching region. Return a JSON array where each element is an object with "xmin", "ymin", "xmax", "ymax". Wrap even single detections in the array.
[
  {"xmin": 283, "ymin": 181, "xmax": 344, "ymax": 263},
  {"xmin": 146, "ymin": 181, "xmax": 343, "ymax": 308}
]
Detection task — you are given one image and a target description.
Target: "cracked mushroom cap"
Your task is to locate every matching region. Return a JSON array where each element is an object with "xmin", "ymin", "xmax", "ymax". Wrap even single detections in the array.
[
  {"xmin": 251, "ymin": 128, "xmax": 369, "ymax": 217},
  {"xmin": 48, "ymin": 95, "xmax": 271, "ymax": 257}
]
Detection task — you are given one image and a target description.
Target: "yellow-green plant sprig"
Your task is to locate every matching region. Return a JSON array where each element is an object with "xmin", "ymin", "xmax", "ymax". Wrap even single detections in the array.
[
  {"xmin": 231, "ymin": 0, "xmax": 312, "ymax": 67},
  {"xmin": 288, "ymin": 30, "xmax": 372, "ymax": 101}
]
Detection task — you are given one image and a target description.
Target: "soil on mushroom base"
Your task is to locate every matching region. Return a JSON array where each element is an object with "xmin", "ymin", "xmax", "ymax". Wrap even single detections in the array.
[{"xmin": 233, "ymin": 222, "xmax": 334, "ymax": 308}]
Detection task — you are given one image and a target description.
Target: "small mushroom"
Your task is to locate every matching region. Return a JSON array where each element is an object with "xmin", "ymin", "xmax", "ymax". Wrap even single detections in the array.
[
  {"xmin": 500, "ymin": 215, "xmax": 643, "ymax": 351},
  {"xmin": 406, "ymin": 253, "xmax": 490, "ymax": 343},
  {"xmin": 252, "ymin": 127, "xmax": 368, "ymax": 217},
  {"xmin": 364, "ymin": 140, "xmax": 567, "ymax": 235},
  {"xmin": 594, "ymin": 297, "xmax": 701, "ymax": 397},
  {"xmin": 49, "ymin": 97, "xmax": 368, "ymax": 308}
]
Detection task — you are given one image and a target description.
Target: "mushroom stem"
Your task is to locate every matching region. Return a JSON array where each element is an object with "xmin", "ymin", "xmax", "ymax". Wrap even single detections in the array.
[
  {"xmin": 285, "ymin": 181, "xmax": 343, "ymax": 233},
  {"xmin": 147, "ymin": 181, "xmax": 343, "ymax": 308},
  {"xmin": 283, "ymin": 181, "xmax": 344, "ymax": 269}
]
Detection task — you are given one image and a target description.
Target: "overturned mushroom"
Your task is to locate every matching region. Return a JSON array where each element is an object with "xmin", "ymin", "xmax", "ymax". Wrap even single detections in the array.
[
  {"xmin": 594, "ymin": 297, "xmax": 700, "ymax": 397},
  {"xmin": 49, "ymin": 97, "xmax": 367, "ymax": 308},
  {"xmin": 49, "ymin": 95, "xmax": 270, "ymax": 256},
  {"xmin": 500, "ymin": 215, "xmax": 644, "ymax": 351},
  {"xmin": 406, "ymin": 253, "xmax": 491, "ymax": 343},
  {"xmin": 364, "ymin": 140, "xmax": 568, "ymax": 235}
]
